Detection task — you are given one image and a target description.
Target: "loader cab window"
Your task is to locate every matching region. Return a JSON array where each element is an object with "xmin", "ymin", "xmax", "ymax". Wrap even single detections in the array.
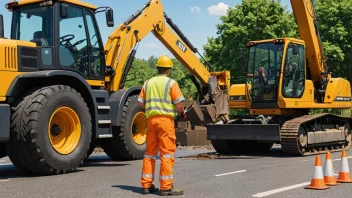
[
  {"xmin": 282, "ymin": 43, "xmax": 305, "ymax": 98},
  {"xmin": 247, "ymin": 42, "xmax": 284, "ymax": 101},
  {"xmin": 59, "ymin": 4, "xmax": 89, "ymax": 77},
  {"xmin": 11, "ymin": 5, "xmax": 53, "ymax": 46},
  {"xmin": 85, "ymin": 11, "xmax": 104, "ymax": 78}
]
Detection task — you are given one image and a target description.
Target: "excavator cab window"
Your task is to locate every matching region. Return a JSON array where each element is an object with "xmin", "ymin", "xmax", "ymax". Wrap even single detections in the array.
[
  {"xmin": 282, "ymin": 43, "xmax": 305, "ymax": 98},
  {"xmin": 247, "ymin": 42, "xmax": 283, "ymax": 102}
]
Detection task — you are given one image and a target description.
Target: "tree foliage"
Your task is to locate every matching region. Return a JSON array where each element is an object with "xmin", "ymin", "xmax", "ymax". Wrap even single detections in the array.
[
  {"xmin": 203, "ymin": 0, "xmax": 298, "ymax": 84},
  {"xmin": 124, "ymin": 56, "xmax": 197, "ymax": 99},
  {"xmin": 314, "ymin": 0, "xmax": 352, "ymax": 82}
]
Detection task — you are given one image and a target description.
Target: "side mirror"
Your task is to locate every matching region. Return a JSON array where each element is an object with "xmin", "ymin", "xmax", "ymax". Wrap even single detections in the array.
[
  {"xmin": 0, "ymin": 14, "xmax": 4, "ymax": 38},
  {"xmin": 292, "ymin": 44, "xmax": 298, "ymax": 56},
  {"xmin": 106, "ymin": 8, "xmax": 114, "ymax": 27},
  {"xmin": 60, "ymin": 4, "xmax": 68, "ymax": 19}
]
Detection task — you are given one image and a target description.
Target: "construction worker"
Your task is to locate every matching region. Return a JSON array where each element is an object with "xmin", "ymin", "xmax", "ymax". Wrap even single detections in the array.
[{"xmin": 138, "ymin": 55, "xmax": 186, "ymax": 196}]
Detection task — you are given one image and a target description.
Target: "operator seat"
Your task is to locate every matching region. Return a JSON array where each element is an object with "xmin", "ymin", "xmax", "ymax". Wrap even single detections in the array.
[{"xmin": 30, "ymin": 31, "xmax": 49, "ymax": 47}]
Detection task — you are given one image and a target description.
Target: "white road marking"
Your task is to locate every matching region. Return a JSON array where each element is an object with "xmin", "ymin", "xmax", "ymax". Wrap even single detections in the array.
[
  {"xmin": 252, "ymin": 182, "xmax": 310, "ymax": 197},
  {"xmin": 215, "ymin": 170, "xmax": 246, "ymax": 177},
  {"xmin": 333, "ymin": 156, "xmax": 352, "ymax": 161}
]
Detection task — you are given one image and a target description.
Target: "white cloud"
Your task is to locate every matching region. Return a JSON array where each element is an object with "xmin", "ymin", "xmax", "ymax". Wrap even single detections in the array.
[
  {"xmin": 189, "ymin": 6, "xmax": 202, "ymax": 14},
  {"xmin": 143, "ymin": 43, "xmax": 161, "ymax": 49},
  {"xmin": 208, "ymin": 2, "xmax": 229, "ymax": 16}
]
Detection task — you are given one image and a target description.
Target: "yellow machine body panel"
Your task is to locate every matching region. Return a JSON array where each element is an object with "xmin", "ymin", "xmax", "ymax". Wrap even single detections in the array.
[
  {"xmin": 229, "ymin": 84, "xmax": 249, "ymax": 109},
  {"xmin": 15, "ymin": 0, "xmax": 97, "ymax": 10},
  {"xmin": 0, "ymin": 39, "xmax": 37, "ymax": 101}
]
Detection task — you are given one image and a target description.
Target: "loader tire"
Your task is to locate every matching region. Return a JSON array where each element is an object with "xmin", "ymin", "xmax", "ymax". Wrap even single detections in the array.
[
  {"xmin": 0, "ymin": 143, "xmax": 7, "ymax": 158},
  {"xmin": 6, "ymin": 85, "xmax": 92, "ymax": 175},
  {"xmin": 102, "ymin": 95, "xmax": 146, "ymax": 161}
]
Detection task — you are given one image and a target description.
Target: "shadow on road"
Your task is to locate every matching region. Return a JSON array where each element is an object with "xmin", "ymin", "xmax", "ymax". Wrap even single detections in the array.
[
  {"xmin": 112, "ymin": 185, "xmax": 142, "ymax": 193},
  {"xmin": 0, "ymin": 154, "xmax": 129, "ymax": 180},
  {"xmin": 112, "ymin": 185, "xmax": 160, "ymax": 195},
  {"xmin": 82, "ymin": 154, "xmax": 130, "ymax": 167},
  {"xmin": 0, "ymin": 164, "xmax": 85, "ymax": 180}
]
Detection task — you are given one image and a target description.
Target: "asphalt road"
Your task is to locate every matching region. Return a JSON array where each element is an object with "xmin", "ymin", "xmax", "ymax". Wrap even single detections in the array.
[{"xmin": 1, "ymin": 146, "xmax": 352, "ymax": 198}]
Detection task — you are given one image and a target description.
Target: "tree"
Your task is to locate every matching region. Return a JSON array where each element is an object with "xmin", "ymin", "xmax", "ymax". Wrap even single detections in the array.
[
  {"xmin": 314, "ymin": 0, "xmax": 352, "ymax": 82},
  {"xmin": 124, "ymin": 58, "xmax": 154, "ymax": 88},
  {"xmin": 124, "ymin": 56, "xmax": 198, "ymax": 99},
  {"xmin": 203, "ymin": 0, "xmax": 298, "ymax": 84}
]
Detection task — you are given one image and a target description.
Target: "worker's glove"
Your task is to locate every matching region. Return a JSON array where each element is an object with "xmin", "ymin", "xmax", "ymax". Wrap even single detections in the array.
[{"xmin": 180, "ymin": 113, "xmax": 186, "ymax": 120}]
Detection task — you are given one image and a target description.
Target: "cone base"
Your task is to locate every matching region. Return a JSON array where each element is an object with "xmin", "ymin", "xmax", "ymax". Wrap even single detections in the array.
[
  {"xmin": 305, "ymin": 185, "xmax": 329, "ymax": 190},
  {"xmin": 325, "ymin": 183, "xmax": 339, "ymax": 186},
  {"xmin": 324, "ymin": 176, "xmax": 339, "ymax": 186},
  {"xmin": 305, "ymin": 179, "xmax": 329, "ymax": 190},
  {"xmin": 337, "ymin": 180, "xmax": 352, "ymax": 183}
]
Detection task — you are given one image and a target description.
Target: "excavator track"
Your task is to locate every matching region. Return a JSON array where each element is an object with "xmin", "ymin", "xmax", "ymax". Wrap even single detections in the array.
[{"xmin": 280, "ymin": 113, "xmax": 352, "ymax": 156}]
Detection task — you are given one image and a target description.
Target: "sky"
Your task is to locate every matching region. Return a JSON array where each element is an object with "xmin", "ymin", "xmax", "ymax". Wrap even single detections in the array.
[{"xmin": 0, "ymin": 0, "xmax": 292, "ymax": 60}]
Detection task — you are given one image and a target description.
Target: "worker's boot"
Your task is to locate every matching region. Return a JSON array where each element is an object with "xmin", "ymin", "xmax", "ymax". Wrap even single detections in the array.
[
  {"xmin": 142, "ymin": 184, "xmax": 158, "ymax": 195},
  {"xmin": 160, "ymin": 187, "xmax": 184, "ymax": 196}
]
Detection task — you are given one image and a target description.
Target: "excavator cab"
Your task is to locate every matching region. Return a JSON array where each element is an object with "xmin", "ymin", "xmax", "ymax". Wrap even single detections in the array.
[{"xmin": 7, "ymin": 0, "xmax": 113, "ymax": 80}]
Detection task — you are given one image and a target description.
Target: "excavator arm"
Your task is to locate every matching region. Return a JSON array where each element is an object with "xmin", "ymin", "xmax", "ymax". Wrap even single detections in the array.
[
  {"xmin": 290, "ymin": 0, "xmax": 327, "ymax": 82},
  {"xmin": 104, "ymin": 0, "xmax": 230, "ymax": 124}
]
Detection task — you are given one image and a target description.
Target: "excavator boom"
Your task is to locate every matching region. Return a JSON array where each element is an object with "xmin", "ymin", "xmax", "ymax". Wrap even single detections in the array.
[{"xmin": 290, "ymin": 0, "xmax": 326, "ymax": 82}]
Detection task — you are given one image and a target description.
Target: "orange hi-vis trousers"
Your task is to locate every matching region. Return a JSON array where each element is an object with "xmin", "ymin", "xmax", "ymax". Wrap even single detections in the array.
[{"xmin": 141, "ymin": 115, "xmax": 176, "ymax": 191}]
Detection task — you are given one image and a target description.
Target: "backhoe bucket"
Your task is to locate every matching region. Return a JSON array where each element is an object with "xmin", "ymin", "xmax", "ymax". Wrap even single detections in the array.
[{"xmin": 182, "ymin": 100, "xmax": 205, "ymax": 126}]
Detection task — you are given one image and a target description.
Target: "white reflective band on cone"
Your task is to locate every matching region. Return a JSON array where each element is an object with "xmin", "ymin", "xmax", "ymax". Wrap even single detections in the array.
[
  {"xmin": 340, "ymin": 158, "xmax": 350, "ymax": 172},
  {"xmin": 324, "ymin": 159, "xmax": 335, "ymax": 176},
  {"xmin": 312, "ymin": 166, "xmax": 324, "ymax": 179}
]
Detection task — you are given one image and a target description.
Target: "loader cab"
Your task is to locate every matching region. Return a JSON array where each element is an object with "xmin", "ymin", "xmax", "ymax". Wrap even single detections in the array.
[
  {"xmin": 9, "ymin": 1, "xmax": 114, "ymax": 81},
  {"xmin": 245, "ymin": 38, "xmax": 306, "ymax": 109}
]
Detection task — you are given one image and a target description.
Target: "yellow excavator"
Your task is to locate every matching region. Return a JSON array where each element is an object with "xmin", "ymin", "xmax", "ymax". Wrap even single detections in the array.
[
  {"xmin": 0, "ymin": 0, "xmax": 230, "ymax": 175},
  {"xmin": 208, "ymin": 0, "xmax": 352, "ymax": 155}
]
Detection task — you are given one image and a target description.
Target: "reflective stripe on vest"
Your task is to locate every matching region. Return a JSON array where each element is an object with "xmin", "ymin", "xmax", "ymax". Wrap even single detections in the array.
[{"xmin": 144, "ymin": 75, "xmax": 178, "ymax": 118}]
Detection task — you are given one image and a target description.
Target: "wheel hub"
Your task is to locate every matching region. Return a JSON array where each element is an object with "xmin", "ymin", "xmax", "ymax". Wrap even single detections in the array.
[
  {"xmin": 48, "ymin": 107, "xmax": 81, "ymax": 155},
  {"xmin": 51, "ymin": 124, "xmax": 62, "ymax": 137},
  {"xmin": 131, "ymin": 112, "xmax": 147, "ymax": 145}
]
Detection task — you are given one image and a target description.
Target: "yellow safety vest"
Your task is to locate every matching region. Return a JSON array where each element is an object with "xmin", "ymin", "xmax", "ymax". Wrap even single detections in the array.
[{"xmin": 144, "ymin": 75, "xmax": 178, "ymax": 118}]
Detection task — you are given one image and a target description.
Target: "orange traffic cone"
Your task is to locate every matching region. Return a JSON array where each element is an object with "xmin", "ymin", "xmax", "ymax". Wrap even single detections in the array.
[
  {"xmin": 305, "ymin": 155, "xmax": 329, "ymax": 190},
  {"xmin": 337, "ymin": 150, "xmax": 352, "ymax": 183},
  {"xmin": 323, "ymin": 151, "xmax": 339, "ymax": 186}
]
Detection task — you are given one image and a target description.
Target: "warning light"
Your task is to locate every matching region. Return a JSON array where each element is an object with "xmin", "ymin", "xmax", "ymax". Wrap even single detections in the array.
[
  {"xmin": 273, "ymin": 38, "xmax": 286, "ymax": 44},
  {"xmin": 5, "ymin": 1, "xmax": 18, "ymax": 10},
  {"xmin": 246, "ymin": 41, "xmax": 257, "ymax": 47}
]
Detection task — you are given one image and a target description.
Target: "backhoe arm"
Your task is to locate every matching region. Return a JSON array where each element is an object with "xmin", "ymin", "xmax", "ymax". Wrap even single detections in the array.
[
  {"xmin": 104, "ymin": 0, "xmax": 217, "ymax": 92},
  {"xmin": 104, "ymin": 0, "xmax": 230, "ymax": 124}
]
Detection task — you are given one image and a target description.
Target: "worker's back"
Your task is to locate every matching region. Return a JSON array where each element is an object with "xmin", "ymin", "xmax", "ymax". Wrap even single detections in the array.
[{"xmin": 144, "ymin": 75, "xmax": 177, "ymax": 118}]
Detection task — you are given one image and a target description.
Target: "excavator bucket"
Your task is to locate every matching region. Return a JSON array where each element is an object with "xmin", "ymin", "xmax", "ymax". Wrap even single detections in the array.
[{"xmin": 182, "ymin": 100, "xmax": 205, "ymax": 126}]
